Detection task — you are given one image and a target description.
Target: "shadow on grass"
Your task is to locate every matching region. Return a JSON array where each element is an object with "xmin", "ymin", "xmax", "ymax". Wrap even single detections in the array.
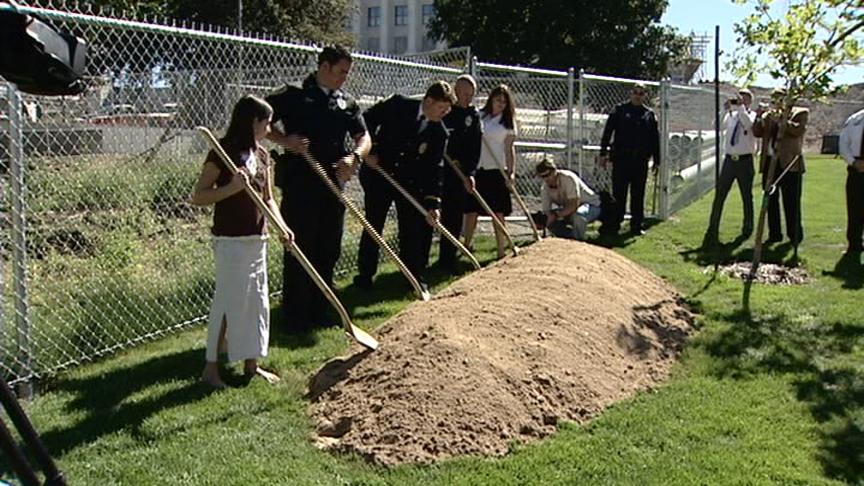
[
  {"xmin": 4, "ymin": 348, "xmax": 221, "ymax": 468},
  {"xmin": 821, "ymin": 251, "xmax": 863, "ymax": 290},
  {"xmin": 679, "ymin": 235, "xmax": 800, "ymax": 268},
  {"xmin": 588, "ymin": 218, "xmax": 662, "ymax": 249},
  {"xmin": 701, "ymin": 310, "xmax": 864, "ymax": 483}
]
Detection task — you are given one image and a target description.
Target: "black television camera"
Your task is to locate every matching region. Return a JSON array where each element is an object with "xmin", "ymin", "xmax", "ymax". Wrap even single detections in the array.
[{"xmin": 0, "ymin": 1, "xmax": 87, "ymax": 96}]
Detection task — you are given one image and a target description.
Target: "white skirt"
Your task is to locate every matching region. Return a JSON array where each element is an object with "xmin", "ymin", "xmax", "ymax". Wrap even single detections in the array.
[{"xmin": 206, "ymin": 236, "xmax": 270, "ymax": 362}]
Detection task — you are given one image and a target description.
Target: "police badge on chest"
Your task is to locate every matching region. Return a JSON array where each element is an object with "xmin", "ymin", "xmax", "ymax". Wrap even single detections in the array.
[{"xmin": 418, "ymin": 142, "xmax": 428, "ymax": 155}]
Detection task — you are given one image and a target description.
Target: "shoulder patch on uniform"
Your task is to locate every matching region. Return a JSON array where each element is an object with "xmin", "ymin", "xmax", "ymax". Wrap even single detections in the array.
[{"xmin": 269, "ymin": 83, "xmax": 302, "ymax": 97}]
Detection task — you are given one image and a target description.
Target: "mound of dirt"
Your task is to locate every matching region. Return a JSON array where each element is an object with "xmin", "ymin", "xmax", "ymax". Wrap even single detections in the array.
[{"xmin": 308, "ymin": 238, "xmax": 695, "ymax": 466}]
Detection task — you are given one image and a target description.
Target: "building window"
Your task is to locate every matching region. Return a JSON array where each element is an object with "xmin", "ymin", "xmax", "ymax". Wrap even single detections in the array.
[
  {"xmin": 422, "ymin": 4, "xmax": 435, "ymax": 26},
  {"xmin": 343, "ymin": 15, "xmax": 352, "ymax": 30},
  {"xmin": 367, "ymin": 37, "xmax": 380, "ymax": 52},
  {"xmin": 394, "ymin": 5, "xmax": 408, "ymax": 26},
  {"xmin": 393, "ymin": 36, "xmax": 408, "ymax": 54},
  {"xmin": 422, "ymin": 35, "xmax": 437, "ymax": 52},
  {"xmin": 367, "ymin": 7, "xmax": 380, "ymax": 27}
]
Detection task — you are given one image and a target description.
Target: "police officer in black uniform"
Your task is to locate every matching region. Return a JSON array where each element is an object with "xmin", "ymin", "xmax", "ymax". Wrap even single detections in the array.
[
  {"xmin": 438, "ymin": 74, "xmax": 482, "ymax": 269},
  {"xmin": 599, "ymin": 83, "xmax": 660, "ymax": 236},
  {"xmin": 353, "ymin": 81, "xmax": 455, "ymax": 291},
  {"xmin": 266, "ymin": 46, "xmax": 371, "ymax": 331}
]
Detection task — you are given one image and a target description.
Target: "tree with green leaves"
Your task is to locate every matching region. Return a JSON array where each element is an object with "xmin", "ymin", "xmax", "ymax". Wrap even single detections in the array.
[
  {"xmin": 730, "ymin": 0, "xmax": 864, "ymax": 309},
  {"xmin": 428, "ymin": 0, "xmax": 691, "ymax": 79},
  {"xmin": 730, "ymin": 0, "xmax": 863, "ymax": 105},
  {"xmin": 84, "ymin": 0, "xmax": 354, "ymax": 45}
]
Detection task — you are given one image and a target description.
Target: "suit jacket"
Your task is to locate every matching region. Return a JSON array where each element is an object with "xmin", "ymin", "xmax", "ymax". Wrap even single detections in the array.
[
  {"xmin": 362, "ymin": 95, "xmax": 449, "ymax": 209},
  {"xmin": 752, "ymin": 106, "xmax": 809, "ymax": 174}
]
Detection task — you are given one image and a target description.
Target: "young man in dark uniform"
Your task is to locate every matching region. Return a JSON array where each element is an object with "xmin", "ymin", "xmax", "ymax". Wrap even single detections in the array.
[
  {"xmin": 599, "ymin": 83, "xmax": 661, "ymax": 236},
  {"xmin": 438, "ymin": 74, "xmax": 482, "ymax": 269},
  {"xmin": 354, "ymin": 81, "xmax": 455, "ymax": 291},
  {"xmin": 265, "ymin": 46, "xmax": 371, "ymax": 332}
]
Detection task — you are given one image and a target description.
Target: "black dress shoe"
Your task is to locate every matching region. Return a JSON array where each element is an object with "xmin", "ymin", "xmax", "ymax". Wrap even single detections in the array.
[
  {"xmin": 630, "ymin": 228, "xmax": 646, "ymax": 236},
  {"xmin": 352, "ymin": 274, "xmax": 373, "ymax": 290},
  {"xmin": 598, "ymin": 225, "xmax": 619, "ymax": 236}
]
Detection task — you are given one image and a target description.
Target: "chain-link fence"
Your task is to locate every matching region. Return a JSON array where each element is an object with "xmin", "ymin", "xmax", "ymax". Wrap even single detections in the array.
[
  {"xmin": 472, "ymin": 62, "xmax": 573, "ymax": 232},
  {"xmin": 0, "ymin": 2, "xmax": 461, "ymax": 387},
  {"xmin": 0, "ymin": 2, "xmax": 722, "ymax": 387},
  {"xmin": 578, "ymin": 73, "xmax": 718, "ymax": 219}
]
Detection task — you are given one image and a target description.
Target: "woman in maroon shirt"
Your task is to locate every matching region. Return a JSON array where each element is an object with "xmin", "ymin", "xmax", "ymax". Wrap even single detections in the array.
[{"xmin": 192, "ymin": 95, "xmax": 292, "ymax": 388}]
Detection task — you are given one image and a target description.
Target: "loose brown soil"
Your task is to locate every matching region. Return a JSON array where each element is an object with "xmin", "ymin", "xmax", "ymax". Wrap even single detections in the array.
[{"xmin": 308, "ymin": 238, "xmax": 695, "ymax": 466}]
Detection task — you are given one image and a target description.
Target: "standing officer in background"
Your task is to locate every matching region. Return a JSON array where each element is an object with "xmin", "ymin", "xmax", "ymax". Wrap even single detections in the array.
[
  {"xmin": 439, "ymin": 74, "xmax": 482, "ymax": 270},
  {"xmin": 838, "ymin": 107, "xmax": 864, "ymax": 254},
  {"xmin": 354, "ymin": 81, "xmax": 455, "ymax": 292},
  {"xmin": 752, "ymin": 87, "xmax": 809, "ymax": 245},
  {"xmin": 599, "ymin": 82, "xmax": 660, "ymax": 236},
  {"xmin": 704, "ymin": 88, "xmax": 758, "ymax": 244},
  {"xmin": 266, "ymin": 46, "xmax": 371, "ymax": 332}
]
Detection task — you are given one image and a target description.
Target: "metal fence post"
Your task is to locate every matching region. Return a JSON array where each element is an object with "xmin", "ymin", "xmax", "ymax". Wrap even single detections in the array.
[
  {"xmin": 659, "ymin": 78, "xmax": 671, "ymax": 220},
  {"xmin": 566, "ymin": 67, "xmax": 574, "ymax": 171},
  {"xmin": 7, "ymin": 84, "xmax": 32, "ymax": 398},
  {"xmin": 469, "ymin": 55, "xmax": 477, "ymax": 77},
  {"xmin": 577, "ymin": 69, "xmax": 585, "ymax": 178}
]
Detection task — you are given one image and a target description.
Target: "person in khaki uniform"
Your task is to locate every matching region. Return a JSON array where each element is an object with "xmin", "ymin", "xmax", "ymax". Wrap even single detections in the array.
[{"xmin": 752, "ymin": 88, "xmax": 809, "ymax": 245}]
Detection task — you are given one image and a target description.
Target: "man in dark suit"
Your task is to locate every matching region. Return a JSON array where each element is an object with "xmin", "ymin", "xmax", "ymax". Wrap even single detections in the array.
[
  {"xmin": 599, "ymin": 83, "xmax": 661, "ymax": 236},
  {"xmin": 354, "ymin": 81, "xmax": 455, "ymax": 291},
  {"xmin": 266, "ymin": 46, "xmax": 371, "ymax": 331},
  {"xmin": 439, "ymin": 74, "xmax": 482, "ymax": 269}
]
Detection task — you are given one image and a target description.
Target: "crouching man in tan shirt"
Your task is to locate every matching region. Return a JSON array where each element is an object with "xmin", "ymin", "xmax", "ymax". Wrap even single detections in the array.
[{"xmin": 536, "ymin": 158, "xmax": 602, "ymax": 240}]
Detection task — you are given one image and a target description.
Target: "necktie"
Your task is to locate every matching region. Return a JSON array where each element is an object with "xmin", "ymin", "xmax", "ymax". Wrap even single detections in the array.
[
  {"xmin": 730, "ymin": 118, "xmax": 741, "ymax": 147},
  {"xmin": 417, "ymin": 115, "xmax": 427, "ymax": 134}
]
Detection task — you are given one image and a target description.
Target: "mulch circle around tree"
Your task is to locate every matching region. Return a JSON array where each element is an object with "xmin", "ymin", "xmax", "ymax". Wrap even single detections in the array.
[{"xmin": 714, "ymin": 262, "xmax": 810, "ymax": 285}]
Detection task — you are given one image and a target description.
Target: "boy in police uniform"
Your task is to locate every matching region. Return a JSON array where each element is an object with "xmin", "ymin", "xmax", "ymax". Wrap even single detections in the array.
[
  {"xmin": 438, "ymin": 74, "xmax": 482, "ymax": 270},
  {"xmin": 354, "ymin": 81, "xmax": 456, "ymax": 291},
  {"xmin": 266, "ymin": 46, "xmax": 372, "ymax": 332}
]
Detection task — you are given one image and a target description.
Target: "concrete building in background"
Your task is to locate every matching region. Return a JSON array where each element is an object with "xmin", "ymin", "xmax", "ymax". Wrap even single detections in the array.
[{"xmin": 347, "ymin": 0, "xmax": 447, "ymax": 55}]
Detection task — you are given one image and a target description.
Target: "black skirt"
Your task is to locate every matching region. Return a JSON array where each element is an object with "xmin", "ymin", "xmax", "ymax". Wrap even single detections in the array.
[{"xmin": 466, "ymin": 169, "xmax": 512, "ymax": 216}]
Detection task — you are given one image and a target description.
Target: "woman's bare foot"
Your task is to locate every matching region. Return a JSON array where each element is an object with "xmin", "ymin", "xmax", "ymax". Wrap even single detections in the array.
[
  {"xmin": 244, "ymin": 360, "xmax": 281, "ymax": 384},
  {"xmin": 202, "ymin": 362, "xmax": 227, "ymax": 389}
]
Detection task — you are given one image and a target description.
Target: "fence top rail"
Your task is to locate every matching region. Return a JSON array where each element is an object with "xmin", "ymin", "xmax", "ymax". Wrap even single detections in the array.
[
  {"xmin": 668, "ymin": 83, "xmax": 716, "ymax": 95},
  {"xmin": 3, "ymin": 4, "xmax": 462, "ymax": 74},
  {"xmin": 581, "ymin": 72, "xmax": 660, "ymax": 87},
  {"xmin": 476, "ymin": 61, "xmax": 569, "ymax": 78}
]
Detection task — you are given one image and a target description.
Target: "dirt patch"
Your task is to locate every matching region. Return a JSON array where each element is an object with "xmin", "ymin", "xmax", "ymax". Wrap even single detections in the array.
[
  {"xmin": 308, "ymin": 238, "xmax": 695, "ymax": 466},
  {"xmin": 716, "ymin": 262, "xmax": 810, "ymax": 285}
]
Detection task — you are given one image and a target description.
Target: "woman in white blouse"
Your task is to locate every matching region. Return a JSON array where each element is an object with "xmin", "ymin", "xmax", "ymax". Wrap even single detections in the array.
[{"xmin": 463, "ymin": 84, "xmax": 517, "ymax": 258}]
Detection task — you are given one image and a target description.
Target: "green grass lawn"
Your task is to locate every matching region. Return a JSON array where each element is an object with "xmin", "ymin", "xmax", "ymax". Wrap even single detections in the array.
[{"xmin": 3, "ymin": 155, "xmax": 862, "ymax": 485}]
